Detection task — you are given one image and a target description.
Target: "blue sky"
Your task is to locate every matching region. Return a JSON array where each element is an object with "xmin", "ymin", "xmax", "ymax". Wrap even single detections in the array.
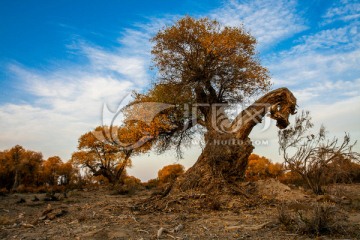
[{"xmin": 1, "ymin": 0, "xmax": 359, "ymax": 180}]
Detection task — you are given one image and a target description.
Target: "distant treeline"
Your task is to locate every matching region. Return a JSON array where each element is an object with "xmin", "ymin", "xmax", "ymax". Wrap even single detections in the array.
[{"xmin": 1, "ymin": 145, "xmax": 360, "ymax": 194}]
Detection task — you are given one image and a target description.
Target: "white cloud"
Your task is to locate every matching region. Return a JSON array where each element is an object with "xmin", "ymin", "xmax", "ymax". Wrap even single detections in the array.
[
  {"xmin": 0, "ymin": 103, "xmax": 86, "ymax": 160},
  {"xmin": 0, "ymin": 39, "xmax": 151, "ymax": 160},
  {"xmin": 81, "ymin": 45, "xmax": 148, "ymax": 86},
  {"xmin": 268, "ymin": 49, "xmax": 360, "ymax": 88},
  {"xmin": 265, "ymin": 19, "xmax": 360, "ymax": 104},
  {"xmin": 117, "ymin": 16, "xmax": 177, "ymax": 56},
  {"xmin": 0, "ymin": 15, "xmax": 177, "ymax": 179},
  {"xmin": 288, "ymin": 22, "xmax": 359, "ymax": 54},
  {"xmin": 322, "ymin": 0, "xmax": 360, "ymax": 25},
  {"xmin": 211, "ymin": 0, "xmax": 307, "ymax": 49}
]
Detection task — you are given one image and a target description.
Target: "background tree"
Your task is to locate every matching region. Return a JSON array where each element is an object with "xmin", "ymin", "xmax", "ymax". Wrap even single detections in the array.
[
  {"xmin": 117, "ymin": 175, "xmax": 143, "ymax": 194},
  {"xmin": 245, "ymin": 154, "xmax": 283, "ymax": 181},
  {"xmin": 7, "ymin": 145, "xmax": 25, "ymax": 190},
  {"xmin": 125, "ymin": 16, "xmax": 296, "ymax": 194},
  {"xmin": 144, "ymin": 178, "xmax": 160, "ymax": 189},
  {"xmin": 278, "ymin": 111, "xmax": 360, "ymax": 194},
  {"xmin": 0, "ymin": 150, "xmax": 14, "ymax": 190},
  {"xmin": 326, "ymin": 154, "xmax": 360, "ymax": 183},
  {"xmin": 0, "ymin": 146, "xmax": 77, "ymax": 192},
  {"xmin": 41, "ymin": 156, "xmax": 75, "ymax": 186},
  {"xmin": 57, "ymin": 161, "xmax": 75, "ymax": 185},
  {"xmin": 158, "ymin": 164, "xmax": 185, "ymax": 185},
  {"xmin": 20, "ymin": 150, "xmax": 43, "ymax": 188},
  {"xmin": 0, "ymin": 145, "xmax": 43, "ymax": 191},
  {"xmin": 42, "ymin": 156, "xmax": 63, "ymax": 186},
  {"xmin": 71, "ymin": 126, "xmax": 137, "ymax": 185}
]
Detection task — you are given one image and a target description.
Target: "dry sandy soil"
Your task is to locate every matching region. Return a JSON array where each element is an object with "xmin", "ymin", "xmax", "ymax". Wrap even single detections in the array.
[{"xmin": 1, "ymin": 180, "xmax": 360, "ymax": 239}]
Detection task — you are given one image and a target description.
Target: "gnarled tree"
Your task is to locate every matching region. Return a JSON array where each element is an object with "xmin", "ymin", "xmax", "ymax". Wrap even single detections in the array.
[{"xmin": 124, "ymin": 17, "xmax": 296, "ymax": 195}]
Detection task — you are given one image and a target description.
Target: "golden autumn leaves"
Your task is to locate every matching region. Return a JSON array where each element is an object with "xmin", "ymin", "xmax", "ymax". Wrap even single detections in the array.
[
  {"xmin": 151, "ymin": 16, "xmax": 270, "ymax": 104},
  {"xmin": 0, "ymin": 145, "xmax": 74, "ymax": 192}
]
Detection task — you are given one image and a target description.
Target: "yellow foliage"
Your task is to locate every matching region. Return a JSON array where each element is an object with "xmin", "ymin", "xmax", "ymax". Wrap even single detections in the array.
[
  {"xmin": 158, "ymin": 164, "xmax": 185, "ymax": 184},
  {"xmin": 245, "ymin": 154, "xmax": 284, "ymax": 181}
]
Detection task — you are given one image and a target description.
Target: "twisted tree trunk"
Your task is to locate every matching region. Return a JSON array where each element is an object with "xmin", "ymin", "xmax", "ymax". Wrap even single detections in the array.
[{"xmin": 171, "ymin": 88, "xmax": 297, "ymax": 194}]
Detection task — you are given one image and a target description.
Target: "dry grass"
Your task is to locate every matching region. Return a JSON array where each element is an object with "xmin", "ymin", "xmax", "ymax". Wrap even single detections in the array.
[
  {"xmin": 278, "ymin": 202, "xmax": 348, "ymax": 236},
  {"xmin": 0, "ymin": 215, "xmax": 15, "ymax": 225},
  {"xmin": 350, "ymin": 198, "xmax": 360, "ymax": 210},
  {"xmin": 204, "ymin": 197, "xmax": 222, "ymax": 210}
]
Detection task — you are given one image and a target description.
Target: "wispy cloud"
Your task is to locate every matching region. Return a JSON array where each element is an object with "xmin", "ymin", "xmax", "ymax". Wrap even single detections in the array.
[
  {"xmin": 265, "ymin": 0, "xmax": 360, "ymax": 106},
  {"xmin": 211, "ymin": 0, "xmax": 307, "ymax": 49},
  {"xmin": 117, "ymin": 16, "xmax": 177, "ymax": 56},
  {"xmin": 322, "ymin": 0, "xmax": 360, "ymax": 25},
  {"xmin": 0, "ymin": 36, "xmax": 154, "ymax": 159},
  {"xmin": 287, "ymin": 21, "xmax": 359, "ymax": 54},
  {"xmin": 0, "ymin": 12, "xmax": 178, "ymax": 162},
  {"xmin": 268, "ymin": 49, "xmax": 360, "ymax": 88},
  {"xmin": 81, "ymin": 45, "xmax": 148, "ymax": 86}
]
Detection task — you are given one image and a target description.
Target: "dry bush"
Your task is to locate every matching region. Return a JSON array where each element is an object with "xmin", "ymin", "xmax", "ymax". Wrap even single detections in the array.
[
  {"xmin": 279, "ymin": 111, "xmax": 360, "ymax": 194},
  {"xmin": 116, "ymin": 176, "xmax": 143, "ymax": 195},
  {"xmin": 13, "ymin": 185, "xmax": 57, "ymax": 194},
  {"xmin": 326, "ymin": 156, "xmax": 360, "ymax": 184},
  {"xmin": 278, "ymin": 171, "xmax": 304, "ymax": 186},
  {"xmin": 158, "ymin": 164, "xmax": 184, "ymax": 185},
  {"xmin": 278, "ymin": 203, "xmax": 348, "ymax": 236},
  {"xmin": 144, "ymin": 178, "xmax": 159, "ymax": 189}
]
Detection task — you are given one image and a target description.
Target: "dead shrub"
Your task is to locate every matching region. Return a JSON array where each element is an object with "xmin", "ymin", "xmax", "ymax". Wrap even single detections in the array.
[
  {"xmin": 144, "ymin": 178, "xmax": 159, "ymax": 189},
  {"xmin": 10, "ymin": 185, "xmax": 66, "ymax": 194},
  {"xmin": 116, "ymin": 176, "xmax": 142, "ymax": 195},
  {"xmin": 278, "ymin": 111, "xmax": 360, "ymax": 195},
  {"xmin": 278, "ymin": 203, "xmax": 348, "ymax": 236},
  {"xmin": 116, "ymin": 185, "xmax": 132, "ymax": 195},
  {"xmin": 278, "ymin": 204, "xmax": 294, "ymax": 227}
]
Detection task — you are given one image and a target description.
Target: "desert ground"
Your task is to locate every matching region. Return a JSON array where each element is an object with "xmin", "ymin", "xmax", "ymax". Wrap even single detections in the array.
[{"xmin": 1, "ymin": 180, "xmax": 360, "ymax": 240}]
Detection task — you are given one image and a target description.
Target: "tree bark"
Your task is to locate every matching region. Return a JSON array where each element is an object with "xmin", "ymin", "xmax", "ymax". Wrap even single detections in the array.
[
  {"xmin": 12, "ymin": 169, "xmax": 20, "ymax": 191},
  {"xmin": 172, "ymin": 131, "xmax": 254, "ymax": 193}
]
